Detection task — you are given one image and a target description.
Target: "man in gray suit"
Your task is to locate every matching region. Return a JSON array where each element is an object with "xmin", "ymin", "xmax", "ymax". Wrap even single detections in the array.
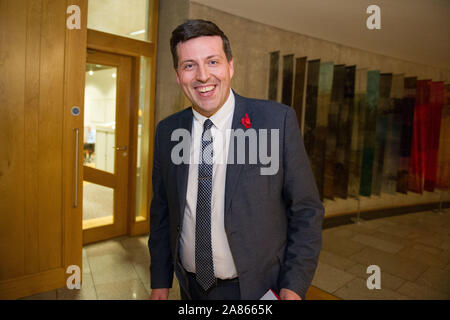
[{"xmin": 149, "ymin": 19, "xmax": 324, "ymax": 300}]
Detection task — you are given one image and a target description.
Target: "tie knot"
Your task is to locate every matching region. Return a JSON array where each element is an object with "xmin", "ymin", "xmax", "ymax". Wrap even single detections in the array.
[{"xmin": 203, "ymin": 119, "xmax": 214, "ymax": 132}]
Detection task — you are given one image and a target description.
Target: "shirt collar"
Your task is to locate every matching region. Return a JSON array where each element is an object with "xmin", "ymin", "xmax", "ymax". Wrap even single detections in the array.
[{"xmin": 192, "ymin": 89, "xmax": 235, "ymax": 130}]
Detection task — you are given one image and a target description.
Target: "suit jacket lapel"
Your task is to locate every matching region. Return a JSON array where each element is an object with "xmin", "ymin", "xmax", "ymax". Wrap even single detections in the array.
[
  {"xmin": 176, "ymin": 108, "xmax": 193, "ymax": 224},
  {"xmin": 225, "ymin": 93, "xmax": 252, "ymax": 216}
]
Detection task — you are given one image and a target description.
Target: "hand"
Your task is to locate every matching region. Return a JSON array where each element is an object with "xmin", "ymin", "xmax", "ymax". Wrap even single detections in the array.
[
  {"xmin": 279, "ymin": 288, "xmax": 302, "ymax": 300},
  {"xmin": 150, "ymin": 288, "xmax": 170, "ymax": 300}
]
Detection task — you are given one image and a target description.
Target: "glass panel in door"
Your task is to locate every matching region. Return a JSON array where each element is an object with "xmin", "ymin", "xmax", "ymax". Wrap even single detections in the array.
[{"xmin": 83, "ymin": 63, "xmax": 117, "ymax": 229}]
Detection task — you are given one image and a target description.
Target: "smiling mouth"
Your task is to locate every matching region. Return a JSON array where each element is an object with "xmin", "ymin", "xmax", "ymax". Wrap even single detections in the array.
[{"xmin": 196, "ymin": 85, "xmax": 216, "ymax": 94}]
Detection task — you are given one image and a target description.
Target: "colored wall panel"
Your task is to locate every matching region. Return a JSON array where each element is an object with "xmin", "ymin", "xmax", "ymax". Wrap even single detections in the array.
[
  {"xmin": 313, "ymin": 62, "xmax": 334, "ymax": 200},
  {"xmin": 397, "ymin": 77, "xmax": 416, "ymax": 193},
  {"xmin": 348, "ymin": 69, "xmax": 368, "ymax": 197},
  {"xmin": 292, "ymin": 57, "xmax": 307, "ymax": 132},
  {"xmin": 381, "ymin": 74, "xmax": 404, "ymax": 194},
  {"xmin": 436, "ymin": 84, "xmax": 450, "ymax": 190},
  {"xmin": 408, "ymin": 79, "xmax": 431, "ymax": 193},
  {"xmin": 268, "ymin": 51, "xmax": 279, "ymax": 101},
  {"xmin": 282, "ymin": 54, "xmax": 294, "ymax": 106},
  {"xmin": 324, "ymin": 64, "xmax": 345, "ymax": 199},
  {"xmin": 424, "ymin": 81, "xmax": 444, "ymax": 191},
  {"xmin": 371, "ymin": 73, "xmax": 392, "ymax": 195},
  {"xmin": 303, "ymin": 59, "xmax": 320, "ymax": 158},
  {"xmin": 333, "ymin": 65, "xmax": 355, "ymax": 199},
  {"xmin": 359, "ymin": 70, "xmax": 380, "ymax": 197}
]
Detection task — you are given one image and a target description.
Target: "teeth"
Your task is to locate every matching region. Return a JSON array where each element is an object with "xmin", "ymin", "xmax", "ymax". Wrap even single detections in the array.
[{"xmin": 198, "ymin": 85, "xmax": 215, "ymax": 93}]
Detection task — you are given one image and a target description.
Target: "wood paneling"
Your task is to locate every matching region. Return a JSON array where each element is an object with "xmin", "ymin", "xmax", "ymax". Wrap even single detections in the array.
[
  {"xmin": 38, "ymin": 0, "xmax": 66, "ymax": 272},
  {"xmin": 87, "ymin": 29, "xmax": 154, "ymax": 57},
  {"xmin": 0, "ymin": 0, "xmax": 27, "ymax": 281},
  {"xmin": 24, "ymin": 0, "xmax": 42, "ymax": 277},
  {"xmin": 63, "ymin": 0, "xmax": 87, "ymax": 273},
  {"xmin": 0, "ymin": 0, "xmax": 87, "ymax": 299}
]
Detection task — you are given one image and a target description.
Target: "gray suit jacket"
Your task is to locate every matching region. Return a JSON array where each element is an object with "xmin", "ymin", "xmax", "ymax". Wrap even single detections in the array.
[{"xmin": 149, "ymin": 92, "xmax": 324, "ymax": 299}]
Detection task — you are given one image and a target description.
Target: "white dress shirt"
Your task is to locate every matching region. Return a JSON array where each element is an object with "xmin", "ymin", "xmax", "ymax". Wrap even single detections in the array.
[{"xmin": 180, "ymin": 89, "xmax": 238, "ymax": 279}]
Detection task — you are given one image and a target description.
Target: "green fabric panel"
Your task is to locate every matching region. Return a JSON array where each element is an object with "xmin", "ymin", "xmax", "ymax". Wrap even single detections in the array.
[
  {"xmin": 371, "ymin": 73, "xmax": 392, "ymax": 195},
  {"xmin": 359, "ymin": 70, "xmax": 380, "ymax": 197}
]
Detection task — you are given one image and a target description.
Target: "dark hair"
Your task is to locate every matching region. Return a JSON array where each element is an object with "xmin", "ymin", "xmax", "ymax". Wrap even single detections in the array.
[{"xmin": 170, "ymin": 19, "xmax": 232, "ymax": 69}]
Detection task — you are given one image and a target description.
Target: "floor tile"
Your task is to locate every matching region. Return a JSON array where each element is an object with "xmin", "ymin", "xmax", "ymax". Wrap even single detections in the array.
[
  {"xmin": 397, "ymin": 281, "xmax": 449, "ymax": 300},
  {"xmin": 349, "ymin": 247, "xmax": 429, "ymax": 282},
  {"xmin": 88, "ymin": 254, "xmax": 139, "ymax": 285},
  {"xmin": 397, "ymin": 246, "xmax": 449, "ymax": 268},
  {"xmin": 334, "ymin": 277, "xmax": 410, "ymax": 300},
  {"xmin": 57, "ymin": 273, "xmax": 97, "ymax": 300},
  {"xmin": 416, "ymin": 266, "xmax": 450, "ymax": 295},
  {"xmin": 311, "ymin": 262, "xmax": 355, "ymax": 294},
  {"xmin": 84, "ymin": 239, "xmax": 127, "ymax": 258},
  {"xmin": 318, "ymin": 250, "xmax": 356, "ymax": 271},
  {"xmin": 95, "ymin": 279, "xmax": 149, "ymax": 300},
  {"xmin": 322, "ymin": 233, "xmax": 366, "ymax": 257},
  {"xmin": 350, "ymin": 234, "xmax": 404, "ymax": 254},
  {"xmin": 346, "ymin": 264, "xmax": 405, "ymax": 291},
  {"xmin": 133, "ymin": 262, "xmax": 151, "ymax": 293}
]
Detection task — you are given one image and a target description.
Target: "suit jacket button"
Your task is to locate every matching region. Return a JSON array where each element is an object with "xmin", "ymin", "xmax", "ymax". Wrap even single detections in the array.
[{"xmin": 177, "ymin": 226, "xmax": 180, "ymax": 232}]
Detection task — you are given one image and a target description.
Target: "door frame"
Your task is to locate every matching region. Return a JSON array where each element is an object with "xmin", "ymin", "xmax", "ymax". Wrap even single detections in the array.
[
  {"xmin": 82, "ymin": 50, "xmax": 133, "ymax": 244},
  {"xmin": 83, "ymin": 0, "xmax": 158, "ymax": 243}
]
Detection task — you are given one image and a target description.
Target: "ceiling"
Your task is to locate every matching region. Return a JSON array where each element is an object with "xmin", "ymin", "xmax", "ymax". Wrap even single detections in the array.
[{"xmin": 191, "ymin": 0, "xmax": 450, "ymax": 70}]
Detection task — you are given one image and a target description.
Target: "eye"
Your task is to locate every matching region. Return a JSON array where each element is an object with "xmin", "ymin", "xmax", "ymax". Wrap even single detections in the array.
[
  {"xmin": 209, "ymin": 60, "xmax": 218, "ymax": 65},
  {"xmin": 183, "ymin": 63, "xmax": 195, "ymax": 70}
]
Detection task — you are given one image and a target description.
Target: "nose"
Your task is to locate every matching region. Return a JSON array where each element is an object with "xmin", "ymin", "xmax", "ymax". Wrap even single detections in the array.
[{"xmin": 196, "ymin": 64, "xmax": 210, "ymax": 82}]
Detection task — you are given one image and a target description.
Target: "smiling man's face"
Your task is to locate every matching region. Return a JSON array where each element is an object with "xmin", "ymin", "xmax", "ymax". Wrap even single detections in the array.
[{"xmin": 175, "ymin": 36, "xmax": 234, "ymax": 117}]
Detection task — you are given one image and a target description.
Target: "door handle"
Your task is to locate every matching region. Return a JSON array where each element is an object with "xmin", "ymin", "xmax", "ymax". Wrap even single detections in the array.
[{"xmin": 114, "ymin": 145, "xmax": 127, "ymax": 151}]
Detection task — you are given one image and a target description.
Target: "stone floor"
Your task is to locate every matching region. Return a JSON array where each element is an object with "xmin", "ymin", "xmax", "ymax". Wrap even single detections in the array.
[{"xmin": 22, "ymin": 209, "xmax": 450, "ymax": 300}]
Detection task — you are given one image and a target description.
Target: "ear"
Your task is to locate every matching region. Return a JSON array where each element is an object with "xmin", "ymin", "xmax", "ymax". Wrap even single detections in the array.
[{"xmin": 229, "ymin": 58, "xmax": 235, "ymax": 79}]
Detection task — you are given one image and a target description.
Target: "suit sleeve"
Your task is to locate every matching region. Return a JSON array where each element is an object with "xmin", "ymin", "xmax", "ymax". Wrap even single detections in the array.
[
  {"xmin": 279, "ymin": 107, "xmax": 324, "ymax": 299},
  {"xmin": 148, "ymin": 123, "xmax": 174, "ymax": 289}
]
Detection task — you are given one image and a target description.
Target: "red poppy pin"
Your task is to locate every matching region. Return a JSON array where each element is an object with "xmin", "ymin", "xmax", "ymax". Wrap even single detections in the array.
[{"xmin": 241, "ymin": 113, "xmax": 251, "ymax": 129}]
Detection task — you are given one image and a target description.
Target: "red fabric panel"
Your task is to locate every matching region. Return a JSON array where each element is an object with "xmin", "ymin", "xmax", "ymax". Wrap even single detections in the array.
[
  {"xmin": 408, "ymin": 80, "xmax": 431, "ymax": 193},
  {"xmin": 424, "ymin": 82, "xmax": 444, "ymax": 191},
  {"xmin": 436, "ymin": 84, "xmax": 450, "ymax": 190}
]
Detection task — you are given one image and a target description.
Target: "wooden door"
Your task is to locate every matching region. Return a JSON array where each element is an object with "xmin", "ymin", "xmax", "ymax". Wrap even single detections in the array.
[
  {"xmin": 82, "ymin": 50, "xmax": 132, "ymax": 244},
  {"xmin": 0, "ymin": 0, "xmax": 87, "ymax": 299}
]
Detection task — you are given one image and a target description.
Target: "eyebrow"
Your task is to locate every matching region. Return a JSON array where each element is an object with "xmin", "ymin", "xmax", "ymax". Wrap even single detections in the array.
[{"xmin": 179, "ymin": 55, "xmax": 222, "ymax": 65}]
